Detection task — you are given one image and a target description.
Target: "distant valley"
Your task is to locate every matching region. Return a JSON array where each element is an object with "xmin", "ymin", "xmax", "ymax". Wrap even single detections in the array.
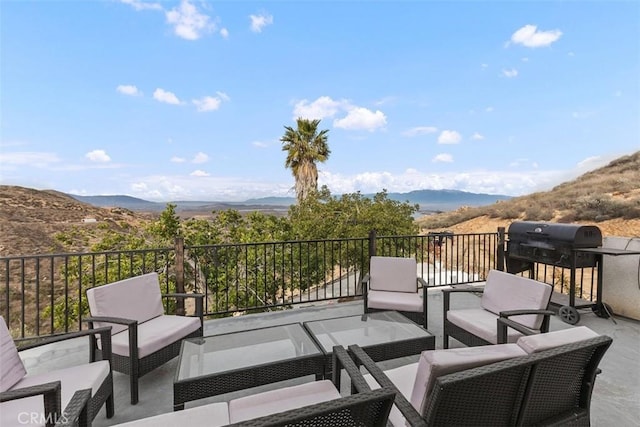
[{"xmin": 69, "ymin": 189, "xmax": 512, "ymax": 216}]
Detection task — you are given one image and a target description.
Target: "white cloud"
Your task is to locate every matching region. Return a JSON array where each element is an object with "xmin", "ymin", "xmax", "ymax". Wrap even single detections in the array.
[
  {"xmin": 485, "ymin": 106, "xmax": 494, "ymax": 113},
  {"xmin": 153, "ymin": 88, "xmax": 181, "ymax": 105},
  {"xmin": 116, "ymin": 85, "xmax": 142, "ymax": 96},
  {"xmin": 220, "ymin": 28, "xmax": 229, "ymax": 38},
  {"xmin": 334, "ymin": 107, "xmax": 387, "ymax": 132},
  {"xmin": 120, "ymin": 0, "xmax": 162, "ymax": 11},
  {"xmin": 190, "ymin": 170, "xmax": 210, "ymax": 177},
  {"xmin": 293, "ymin": 96, "xmax": 347, "ymax": 120},
  {"xmin": 249, "ymin": 13, "xmax": 273, "ymax": 33},
  {"xmin": 192, "ymin": 152, "xmax": 209, "ymax": 164},
  {"xmin": 402, "ymin": 126, "xmax": 438, "ymax": 137},
  {"xmin": 166, "ymin": 0, "xmax": 214, "ymax": 40},
  {"xmin": 85, "ymin": 150, "xmax": 111, "ymax": 163},
  {"xmin": 481, "ymin": 63, "xmax": 488, "ymax": 69},
  {"xmin": 471, "ymin": 132, "xmax": 485, "ymax": 140},
  {"xmin": 502, "ymin": 68, "xmax": 518, "ymax": 78},
  {"xmin": 438, "ymin": 130, "xmax": 462, "ymax": 144},
  {"xmin": 170, "ymin": 156, "xmax": 186, "ymax": 163},
  {"xmin": 433, "ymin": 153, "xmax": 453, "ymax": 163},
  {"xmin": 193, "ymin": 96, "xmax": 222, "ymax": 112},
  {"xmin": 509, "ymin": 24, "xmax": 562, "ymax": 48},
  {"xmin": 216, "ymin": 91, "xmax": 230, "ymax": 101},
  {"xmin": 252, "ymin": 141, "xmax": 269, "ymax": 148},
  {"xmin": 0, "ymin": 151, "xmax": 60, "ymax": 167}
]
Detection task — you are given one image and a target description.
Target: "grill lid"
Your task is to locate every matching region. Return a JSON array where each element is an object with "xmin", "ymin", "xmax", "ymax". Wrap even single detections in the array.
[{"xmin": 507, "ymin": 221, "xmax": 602, "ymax": 248}]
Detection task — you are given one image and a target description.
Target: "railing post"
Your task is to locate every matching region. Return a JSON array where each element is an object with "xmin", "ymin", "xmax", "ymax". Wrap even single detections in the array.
[
  {"xmin": 368, "ymin": 229, "xmax": 377, "ymax": 257},
  {"xmin": 497, "ymin": 227, "xmax": 506, "ymax": 272},
  {"xmin": 175, "ymin": 237, "xmax": 185, "ymax": 315}
]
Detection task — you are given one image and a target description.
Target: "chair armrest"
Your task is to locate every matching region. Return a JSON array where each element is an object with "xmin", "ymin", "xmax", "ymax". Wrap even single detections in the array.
[
  {"xmin": 331, "ymin": 345, "xmax": 371, "ymax": 394},
  {"xmin": 1, "ymin": 381, "xmax": 62, "ymax": 427},
  {"xmin": 17, "ymin": 326, "xmax": 112, "ymax": 351},
  {"xmin": 162, "ymin": 293, "xmax": 204, "ymax": 319},
  {"xmin": 361, "ymin": 273, "xmax": 371, "ymax": 285},
  {"xmin": 417, "ymin": 277, "xmax": 428, "ymax": 288},
  {"xmin": 56, "ymin": 389, "xmax": 91, "ymax": 427},
  {"xmin": 348, "ymin": 345, "xmax": 428, "ymax": 427},
  {"xmin": 83, "ymin": 315, "xmax": 137, "ymax": 327},
  {"xmin": 497, "ymin": 310, "xmax": 555, "ymax": 344},
  {"xmin": 442, "ymin": 286, "xmax": 484, "ymax": 314}
]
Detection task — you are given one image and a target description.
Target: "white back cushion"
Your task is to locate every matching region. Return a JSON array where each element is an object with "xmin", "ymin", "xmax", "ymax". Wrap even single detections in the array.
[
  {"xmin": 481, "ymin": 270, "xmax": 552, "ymax": 330},
  {"xmin": 411, "ymin": 344, "xmax": 527, "ymax": 416},
  {"xmin": 369, "ymin": 256, "xmax": 418, "ymax": 293},
  {"xmin": 517, "ymin": 326, "xmax": 599, "ymax": 354},
  {"xmin": 0, "ymin": 316, "xmax": 26, "ymax": 392},
  {"xmin": 86, "ymin": 273, "xmax": 164, "ymax": 335}
]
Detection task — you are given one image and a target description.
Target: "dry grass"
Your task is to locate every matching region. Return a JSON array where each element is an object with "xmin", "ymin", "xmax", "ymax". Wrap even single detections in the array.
[{"xmin": 417, "ymin": 151, "xmax": 640, "ymax": 236}]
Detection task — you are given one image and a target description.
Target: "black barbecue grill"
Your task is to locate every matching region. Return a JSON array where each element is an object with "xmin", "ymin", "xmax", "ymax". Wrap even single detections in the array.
[{"xmin": 506, "ymin": 221, "xmax": 606, "ymax": 324}]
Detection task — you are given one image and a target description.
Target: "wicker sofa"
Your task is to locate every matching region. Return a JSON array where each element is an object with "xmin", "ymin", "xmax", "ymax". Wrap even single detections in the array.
[
  {"xmin": 112, "ymin": 346, "xmax": 394, "ymax": 427},
  {"xmin": 351, "ymin": 326, "xmax": 612, "ymax": 426},
  {"xmin": 85, "ymin": 272, "xmax": 204, "ymax": 404}
]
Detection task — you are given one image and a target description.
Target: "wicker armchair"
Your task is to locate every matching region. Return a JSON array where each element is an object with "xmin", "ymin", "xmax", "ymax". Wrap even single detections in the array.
[
  {"xmin": 443, "ymin": 269, "xmax": 554, "ymax": 348},
  {"xmin": 350, "ymin": 327, "xmax": 612, "ymax": 426},
  {"xmin": 84, "ymin": 272, "xmax": 204, "ymax": 404},
  {"xmin": 0, "ymin": 316, "xmax": 114, "ymax": 427},
  {"xmin": 363, "ymin": 256, "xmax": 428, "ymax": 328}
]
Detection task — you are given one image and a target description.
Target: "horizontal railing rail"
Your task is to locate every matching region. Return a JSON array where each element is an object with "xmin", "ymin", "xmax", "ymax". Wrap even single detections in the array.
[{"xmin": 0, "ymin": 228, "xmax": 599, "ymax": 341}]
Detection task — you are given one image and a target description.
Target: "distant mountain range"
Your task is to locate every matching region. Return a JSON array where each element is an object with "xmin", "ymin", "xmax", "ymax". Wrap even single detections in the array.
[{"xmin": 69, "ymin": 190, "xmax": 511, "ymax": 214}]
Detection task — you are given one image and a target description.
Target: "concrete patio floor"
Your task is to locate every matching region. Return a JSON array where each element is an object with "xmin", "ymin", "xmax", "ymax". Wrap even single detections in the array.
[{"xmin": 19, "ymin": 288, "xmax": 640, "ymax": 426}]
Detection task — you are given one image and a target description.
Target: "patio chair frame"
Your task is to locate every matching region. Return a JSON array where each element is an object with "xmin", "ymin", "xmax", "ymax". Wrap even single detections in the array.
[
  {"xmin": 84, "ymin": 291, "xmax": 204, "ymax": 404},
  {"xmin": 1, "ymin": 326, "xmax": 114, "ymax": 426}
]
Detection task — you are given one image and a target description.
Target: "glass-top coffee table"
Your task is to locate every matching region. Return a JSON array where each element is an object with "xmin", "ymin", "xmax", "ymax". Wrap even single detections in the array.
[
  {"xmin": 173, "ymin": 323, "xmax": 324, "ymax": 411},
  {"xmin": 303, "ymin": 311, "xmax": 435, "ymax": 375}
]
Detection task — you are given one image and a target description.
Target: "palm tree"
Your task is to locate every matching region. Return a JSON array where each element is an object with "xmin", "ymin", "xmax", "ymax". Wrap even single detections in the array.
[{"xmin": 280, "ymin": 118, "xmax": 331, "ymax": 203}]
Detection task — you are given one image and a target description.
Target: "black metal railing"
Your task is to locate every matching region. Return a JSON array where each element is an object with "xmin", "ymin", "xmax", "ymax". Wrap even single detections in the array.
[{"xmin": 2, "ymin": 228, "xmax": 599, "ymax": 341}]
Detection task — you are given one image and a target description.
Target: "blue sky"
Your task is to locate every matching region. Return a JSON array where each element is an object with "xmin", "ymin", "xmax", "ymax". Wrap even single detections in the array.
[{"xmin": 1, "ymin": 0, "xmax": 638, "ymax": 202}]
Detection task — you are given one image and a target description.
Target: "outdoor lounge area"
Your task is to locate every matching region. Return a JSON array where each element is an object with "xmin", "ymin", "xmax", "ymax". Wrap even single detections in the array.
[{"xmin": 11, "ymin": 287, "xmax": 639, "ymax": 427}]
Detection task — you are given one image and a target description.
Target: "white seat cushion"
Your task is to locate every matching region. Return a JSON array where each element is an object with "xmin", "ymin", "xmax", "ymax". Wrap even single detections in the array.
[
  {"xmin": 517, "ymin": 326, "xmax": 599, "ymax": 354},
  {"xmin": 111, "ymin": 315, "xmax": 201, "ymax": 358},
  {"xmin": 369, "ymin": 257, "xmax": 418, "ymax": 293},
  {"xmin": 447, "ymin": 308, "xmax": 525, "ymax": 344},
  {"xmin": 86, "ymin": 273, "xmax": 165, "ymax": 335},
  {"xmin": 113, "ymin": 402, "xmax": 229, "ymax": 427},
  {"xmin": 364, "ymin": 363, "xmax": 417, "ymax": 427},
  {"xmin": 367, "ymin": 290, "xmax": 423, "ymax": 312},
  {"xmin": 481, "ymin": 270, "xmax": 552, "ymax": 330},
  {"xmin": 0, "ymin": 361, "xmax": 110, "ymax": 427},
  {"xmin": 0, "ymin": 316, "xmax": 26, "ymax": 393},
  {"xmin": 228, "ymin": 380, "xmax": 340, "ymax": 423}
]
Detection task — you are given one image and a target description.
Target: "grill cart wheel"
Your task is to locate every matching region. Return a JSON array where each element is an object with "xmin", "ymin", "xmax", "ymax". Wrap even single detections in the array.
[
  {"xmin": 592, "ymin": 302, "xmax": 613, "ymax": 319},
  {"xmin": 559, "ymin": 305, "xmax": 580, "ymax": 325}
]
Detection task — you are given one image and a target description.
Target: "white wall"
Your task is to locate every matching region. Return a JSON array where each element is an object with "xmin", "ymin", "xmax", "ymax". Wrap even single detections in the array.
[{"xmin": 602, "ymin": 236, "xmax": 640, "ymax": 321}]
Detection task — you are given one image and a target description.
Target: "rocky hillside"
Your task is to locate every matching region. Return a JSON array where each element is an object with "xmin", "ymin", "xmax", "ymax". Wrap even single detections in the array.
[
  {"xmin": 417, "ymin": 151, "xmax": 640, "ymax": 237},
  {"xmin": 0, "ymin": 186, "xmax": 154, "ymax": 257}
]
